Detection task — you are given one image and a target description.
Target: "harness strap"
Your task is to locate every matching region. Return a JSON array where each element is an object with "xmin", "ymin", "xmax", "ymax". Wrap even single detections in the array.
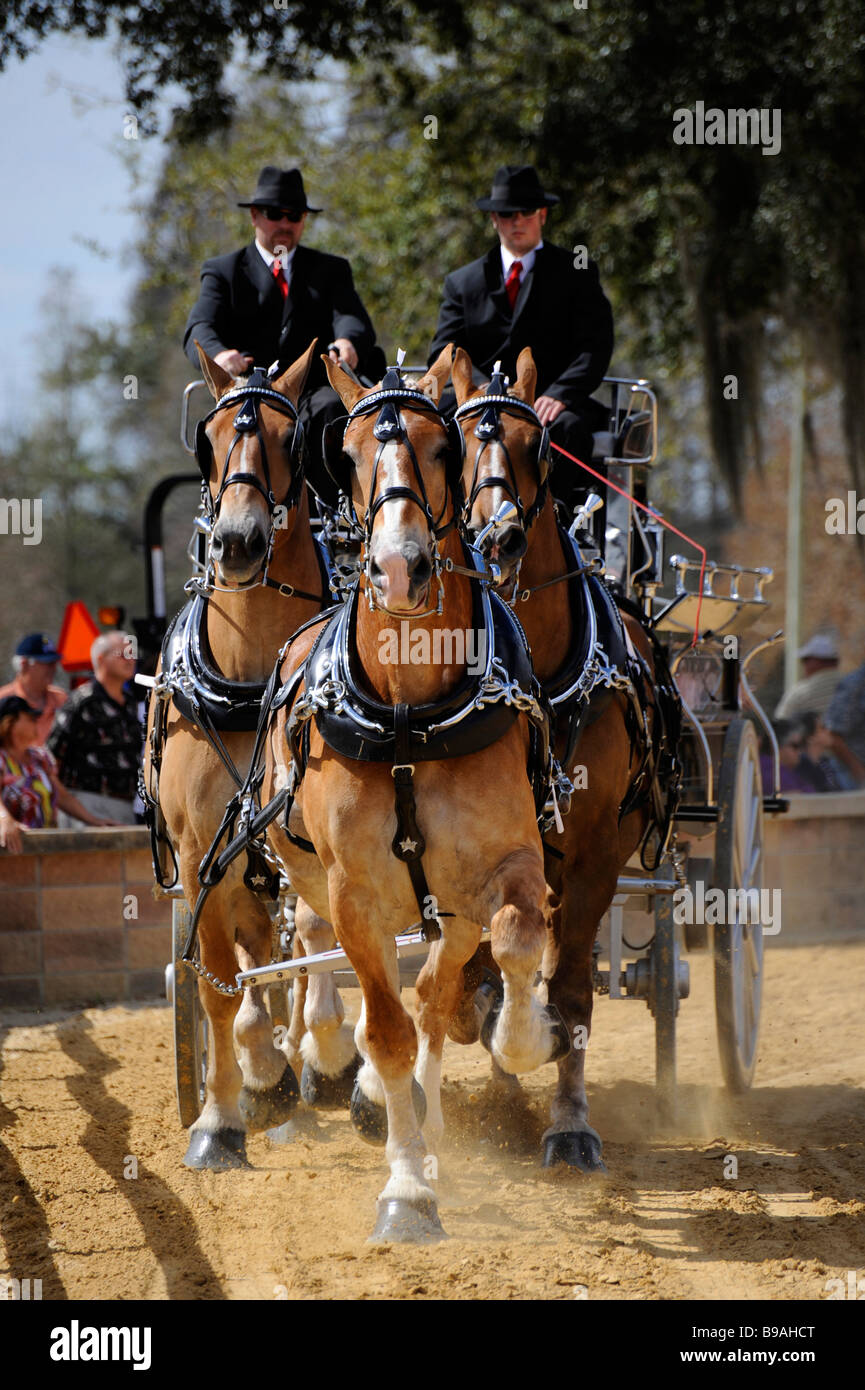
[{"xmin": 390, "ymin": 703, "xmax": 445, "ymax": 940}]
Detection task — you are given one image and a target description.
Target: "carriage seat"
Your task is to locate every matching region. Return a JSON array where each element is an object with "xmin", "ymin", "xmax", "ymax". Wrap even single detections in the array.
[{"xmin": 591, "ymin": 409, "xmax": 654, "ymax": 465}]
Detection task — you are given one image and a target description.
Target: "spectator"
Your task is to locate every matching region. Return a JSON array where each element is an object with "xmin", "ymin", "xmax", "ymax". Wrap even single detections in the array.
[
  {"xmin": 47, "ymin": 632, "xmax": 142, "ymax": 827},
  {"xmin": 0, "ymin": 633, "xmax": 67, "ymax": 745},
  {"xmin": 774, "ymin": 630, "xmax": 841, "ymax": 722},
  {"xmin": 0, "ymin": 696, "xmax": 111, "ymax": 851},
  {"xmin": 822, "ymin": 655, "xmax": 865, "ymax": 788}
]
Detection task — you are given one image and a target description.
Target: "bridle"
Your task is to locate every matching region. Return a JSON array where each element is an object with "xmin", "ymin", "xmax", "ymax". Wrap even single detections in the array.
[
  {"xmin": 322, "ymin": 363, "xmax": 463, "ymax": 618},
  {"xmin": 453, "ymin": 368, "xmax": 551, "ymax": 601},
  {"xmin": 192, "ymin": 368, "xmax": 322, "ymax": 602},
  {"xmin": 454, "ymin": 367, "xmax": 550, "ymax": 538}
]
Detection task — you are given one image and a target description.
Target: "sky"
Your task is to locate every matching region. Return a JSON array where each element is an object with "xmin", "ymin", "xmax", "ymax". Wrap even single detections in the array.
[{"xmin": 0, "ymin": 35, "xmax": 167, "ymax": 430}]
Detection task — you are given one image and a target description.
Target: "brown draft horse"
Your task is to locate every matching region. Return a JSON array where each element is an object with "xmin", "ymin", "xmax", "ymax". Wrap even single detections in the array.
[
  {"xmin": 451, "ymin": 345, "xmax": 662, "ymax": 1173},
  {"xmin": 261, "ymin": 348, "xmax": 567, "ymax": 1241},
  {"xmin": 144, "ymin": 340, "xmax": 330, "ymax": 1170}
]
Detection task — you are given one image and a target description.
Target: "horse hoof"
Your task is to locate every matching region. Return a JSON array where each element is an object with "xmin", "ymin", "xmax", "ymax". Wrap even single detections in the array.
[
  {"xmin": 300, "ymin": 1055, "xmax": 360, "ymax": 1109},
  {"xmin": 369, "ymin": 1196, "xmax": 446, "ymax": 1245},
  {"xmin": 239, "ymin": 1064, "xmax": 300, "ymax": 1131},
  {"xmin": 349, "ymin": 1076, "xmax": 427, "ymax": 1145},
  {"xmin": 183, "ymin": 1127, "xmax": 249, "ymax": 1171},
  {"xmin": 542, "ymin": 1130, "xmax": 607, "ymax": 1173}
]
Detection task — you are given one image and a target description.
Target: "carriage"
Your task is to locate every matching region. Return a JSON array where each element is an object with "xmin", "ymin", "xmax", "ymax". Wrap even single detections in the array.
[{"xmin": 158, "ymin": 367, "xmax": 788, "ymax": 1133}]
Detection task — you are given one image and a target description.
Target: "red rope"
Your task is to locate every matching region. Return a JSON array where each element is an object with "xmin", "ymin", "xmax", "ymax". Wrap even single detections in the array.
[{"xmin": 550, "ymin": 440, "xmax": 706, "ymax": 646}]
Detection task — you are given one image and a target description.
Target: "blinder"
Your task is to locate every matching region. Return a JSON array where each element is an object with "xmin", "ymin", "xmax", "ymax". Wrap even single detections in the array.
[
  {"xmin": 322, "ymin": 416, "xmax": 351, "ymax": 497},
  {"xmin": 195, "ymin": 418, "xmax": 213, "ymax": 483}
]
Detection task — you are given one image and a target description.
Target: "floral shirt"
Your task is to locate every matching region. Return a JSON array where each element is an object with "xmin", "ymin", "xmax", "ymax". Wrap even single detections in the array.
[
  {"xmin": 47, "ymin": 680, "xmax": 143, "ymax": 801},
  {"xmin": 0, "ymin": 745, "xmax": 59, "ymax": 828}
]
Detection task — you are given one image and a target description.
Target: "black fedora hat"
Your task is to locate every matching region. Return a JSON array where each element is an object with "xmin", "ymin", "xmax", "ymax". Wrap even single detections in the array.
[
  {"xmin": 237, "ymin": 166, "xmax": 322, "ymax": 213},
  {"xmin": 477, "ymin": 164, "xmax": 560, "ymax": 212}
]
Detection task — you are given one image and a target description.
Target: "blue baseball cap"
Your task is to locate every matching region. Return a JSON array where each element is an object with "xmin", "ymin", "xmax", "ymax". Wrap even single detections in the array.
[{"xmin": 14, "ymin": 633, "xmax": 61, "ymax": 662}]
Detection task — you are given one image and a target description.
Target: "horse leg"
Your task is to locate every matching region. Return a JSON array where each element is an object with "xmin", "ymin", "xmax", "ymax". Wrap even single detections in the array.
[
  {"xmin": 284, "ymin": 933, "xmax": 308, "ymax": 1072},
  {"xmin": 541, "ymin": 861, "xmax": 618, "ymax": 1173},
  {"xmin": 485, "ymin": 849, "xmax": 570, "ymax": 1075},
  {"xmin": 334, "ymin": 890, "xmax": 443, "ymax": 1243},
  {"xmin": 295, "ymin": 898, "xmax": 359, "ymax": 1107},
  {"xmin": 349, "ymin": 987, "xmax": 426, "ymax": 1146},
  {"xmin": 182, "ymin": 873, "xmax": 249, "ymax": 1171},
  {"xmin": 233, "ymin": 887, "xmax": 300, "ymax": 1133},
  {"xmin": 414, "ymin": 917, "xmax": 481, "ymax": 1155}
]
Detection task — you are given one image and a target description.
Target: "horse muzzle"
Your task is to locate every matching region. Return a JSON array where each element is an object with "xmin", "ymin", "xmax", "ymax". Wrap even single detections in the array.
[
  {"xmin": 211, "ymin": 517, "xmax": 268, "ymax": 584},
  {"xmin": 367, "ymin": 538, "xmax": 434, "ymax": 614},
  {"xmin": 474, "ymin": 522, "xmax": 527, "ymax": 586}
]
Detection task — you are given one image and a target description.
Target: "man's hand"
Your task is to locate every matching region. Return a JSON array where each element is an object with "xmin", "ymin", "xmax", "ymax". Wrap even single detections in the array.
[
  {"xmin": 328, "ymin": 338, "xmax": 359, "ymax": 371},
  {"xmin": 534, "ymin": 395, "xmax": 566, "ymax": 426},
  {"xmin": 215, "ymin": 349, "xmax": 255, "ymax": 376}
]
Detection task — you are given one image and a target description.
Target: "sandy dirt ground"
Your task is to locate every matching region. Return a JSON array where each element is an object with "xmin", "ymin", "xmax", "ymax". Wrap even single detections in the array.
[{"xmin": 1, "ymin": 943, "xmax": 863, "ymax": 1302}]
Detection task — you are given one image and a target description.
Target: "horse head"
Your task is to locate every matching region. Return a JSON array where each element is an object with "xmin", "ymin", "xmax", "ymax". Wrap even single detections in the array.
[
  {"xmin": 452, "ymin": 346, "xmax": 550, "ymax": 589},
  {"xmin": 194, "ymin": 339, "xmax": 316, "ymax": 585},
  {"xmin": 322, "ymin": 347, "xmax": 457, "ymax": 615}
]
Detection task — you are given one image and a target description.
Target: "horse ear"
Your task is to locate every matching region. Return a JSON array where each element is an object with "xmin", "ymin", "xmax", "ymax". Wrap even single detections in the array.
[
  {"xmin": 414, "ymin": 345, "xmax": 452, "ymax": 407},
  {"xmin": 271, "ymin": 338, "xmax": 317, "ymax": 406},
  {"xmin": 195, "ymin": 342, "xmax": 234, "ymax": 401},
  {"xmin": 450, "ymin": 346, "xmax": 477, "ymax": 406},
  {"xmin": 510, "ymin": 347, "xmax": 537, "ymax": 404},
  {"xmin": 322, "ymin": 354, "xmax": 367, "ymax": 410}
]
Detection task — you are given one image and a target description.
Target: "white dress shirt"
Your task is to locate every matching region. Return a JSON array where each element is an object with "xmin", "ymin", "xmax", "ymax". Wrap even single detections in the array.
[
  {"xmin": 500, "ymin": 240, "xmax": 543, "ymax": 287},
  {"xmin": 255, "ymin": 241, "xmax": 297, "ymax": 276}
]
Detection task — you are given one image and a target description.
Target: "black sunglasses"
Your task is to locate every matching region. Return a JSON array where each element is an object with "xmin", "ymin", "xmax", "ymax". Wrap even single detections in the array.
[
  {"xmin": 260, "ymin": 206, "xmax": 306, "ymax": 223},
  {"xmin": 496, "ymin": 208, "xmax": 540, "ymax": 220}
]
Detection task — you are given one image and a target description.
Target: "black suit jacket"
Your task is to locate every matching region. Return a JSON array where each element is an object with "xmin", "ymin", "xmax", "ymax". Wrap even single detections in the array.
[
  {"xmin": 429, "ymin": 242, "xmax": 613, "ymax": 406},
  {"xmin": 183, "ymin": 242, "xmax": 382, "ymax": 388}
]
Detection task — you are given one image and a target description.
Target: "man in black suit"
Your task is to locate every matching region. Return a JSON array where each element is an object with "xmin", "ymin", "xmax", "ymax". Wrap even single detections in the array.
[
  {"xmin": 429, "ymin": 165, "xmax": 613, "ymax": 508},
  {"xmin": 183, "ymin": 166, "xmax": 384, "ymax": 475}
]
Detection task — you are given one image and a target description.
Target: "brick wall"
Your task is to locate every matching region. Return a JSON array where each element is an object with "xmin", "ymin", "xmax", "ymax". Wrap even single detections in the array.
[
  {"xmin": 0, "ymin": 829, "xmax": 171, "ymax": 1008},
  {"xmin": 762, "ymin": 789, "xmax": 865, "ymax": 943}
]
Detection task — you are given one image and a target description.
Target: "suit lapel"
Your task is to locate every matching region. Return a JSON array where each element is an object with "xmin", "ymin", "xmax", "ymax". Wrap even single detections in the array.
[
  {"xmin": 281, "ymin": 245, "xmax": 304, "ymax": 331},
  {"xmin": 244, "ymin": 243, "xmax": 278, "ymax": 307},
  {"xmin": 511, "ymin": 244, "xmax": 544, "ymax": 328},
  {"xmin": 483, "ymin": 245, "xmax": 511, "ymax": 319}
]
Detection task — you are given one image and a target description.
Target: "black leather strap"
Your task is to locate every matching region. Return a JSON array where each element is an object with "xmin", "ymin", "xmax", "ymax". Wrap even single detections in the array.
[{"xmin": 390, "ymin": 703, "xmax": 443, "ymax": 940}]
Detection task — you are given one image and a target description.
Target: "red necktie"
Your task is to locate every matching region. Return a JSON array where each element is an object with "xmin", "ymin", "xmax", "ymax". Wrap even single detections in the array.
[
  {"xmin": 272, "ymin": 261, "xmax": 289, "ymax": 300},
  {"xmin": 505, "ymin": 259, "xmax": 523, "ymax": 310}
]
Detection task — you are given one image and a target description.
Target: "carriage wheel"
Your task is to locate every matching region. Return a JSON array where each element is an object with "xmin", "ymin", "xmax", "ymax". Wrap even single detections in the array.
[
  {"xmin": 170, "ymin": 900, "xmax": 208, "ymax": 1128},
  {"xmin": 649, "ymin": 862, "xmax": 681, "ymax": 1120},
  {"xmin": 713, "ymin": 717, "xmax": 764, "ymax": 1092}
]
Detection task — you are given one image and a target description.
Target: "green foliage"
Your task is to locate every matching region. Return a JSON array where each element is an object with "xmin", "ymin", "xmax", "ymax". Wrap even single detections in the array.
[{"xmin": 0, "ymin": 0, "xmax": 472, "ymax": 138}]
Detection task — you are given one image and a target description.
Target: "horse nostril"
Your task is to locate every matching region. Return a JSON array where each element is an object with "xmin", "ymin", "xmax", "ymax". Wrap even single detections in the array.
[
  {"xmin": 408, "ymin": 550, "xmax": 432, "ymax": 588},
  {"xmin": 498, "ymin": 525, "xmax": 528, "ymax": 561}
]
